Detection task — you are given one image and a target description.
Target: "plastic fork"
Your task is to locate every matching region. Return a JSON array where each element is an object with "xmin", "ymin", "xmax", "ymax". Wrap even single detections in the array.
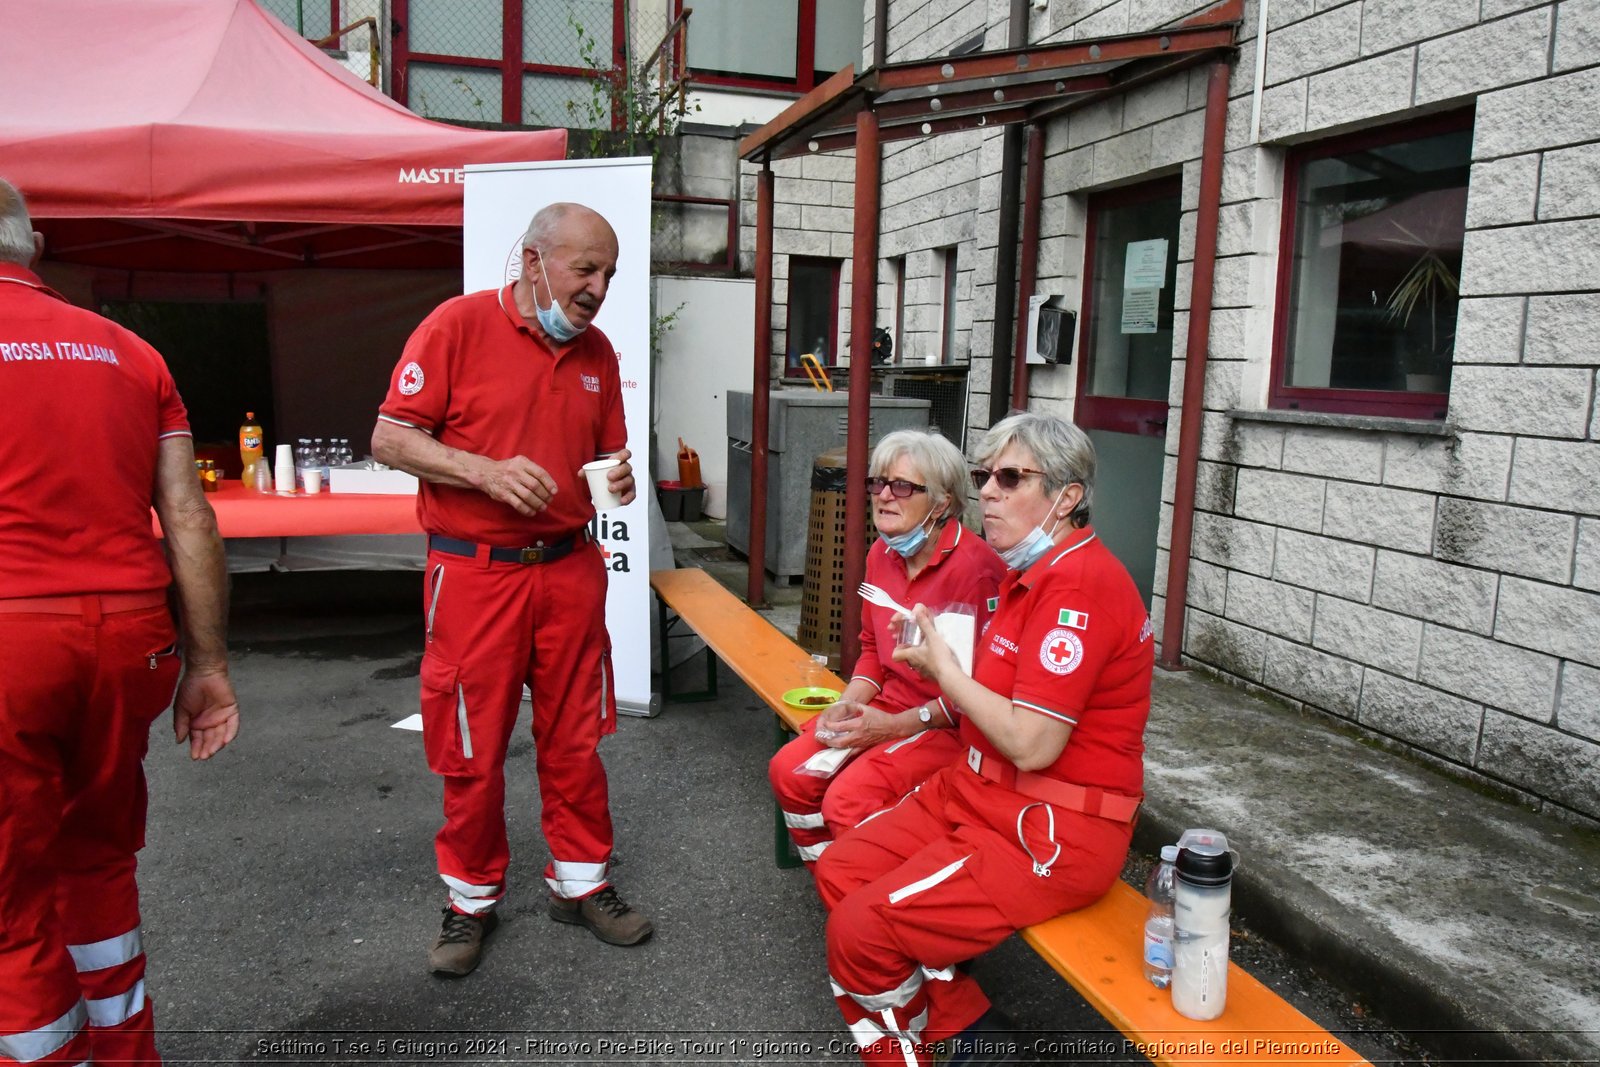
[{"xmin": 857, "ymin": 582, "xmax": 912, "ymax": 617}]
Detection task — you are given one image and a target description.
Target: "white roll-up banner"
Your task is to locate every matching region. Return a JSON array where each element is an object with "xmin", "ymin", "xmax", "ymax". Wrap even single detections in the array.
[{"xmin": 463, "ymin": 158, "xmax": 655, "ymax": 716}]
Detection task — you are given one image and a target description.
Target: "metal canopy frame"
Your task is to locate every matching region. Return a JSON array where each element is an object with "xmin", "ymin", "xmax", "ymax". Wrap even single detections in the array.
[
  {"xmin": 736, "ymin": 0, "xmax": 1243, "ymax": 672},
  {"xmin": 738, "ymin": 0, "xmax": 1241, "ymax": 165}
]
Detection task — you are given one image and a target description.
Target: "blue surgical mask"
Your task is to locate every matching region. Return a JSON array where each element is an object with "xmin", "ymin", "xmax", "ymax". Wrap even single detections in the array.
[
  {"xmin": 531, "ymin": 247, "xmax": 584, "ymax": 343},
  {"xmin": 997, "ymin": 485, "xmax": 1069, "ymax": 571},
  {"xmin": 882, "ymin": 508, "xmax": 939, "ymax": 559}
]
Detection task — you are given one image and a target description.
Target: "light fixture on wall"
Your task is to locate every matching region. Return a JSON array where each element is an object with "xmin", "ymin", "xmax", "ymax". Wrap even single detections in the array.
[{"xmin": 1025, "ymin": 294, "xmax": 1074, "ymax": 365}]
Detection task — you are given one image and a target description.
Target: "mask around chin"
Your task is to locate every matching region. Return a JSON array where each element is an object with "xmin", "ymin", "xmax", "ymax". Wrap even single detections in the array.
[
  {"xmin": 996, "ymin": 484, "xmax": 1070, "ymax": 570},
  {"xmin": 532, "ymin": 249, "xmax": 586, "ymax": 342},
  {"xmin": 880, "ymin": 507, "xmax": 939, "ymax": 559}
]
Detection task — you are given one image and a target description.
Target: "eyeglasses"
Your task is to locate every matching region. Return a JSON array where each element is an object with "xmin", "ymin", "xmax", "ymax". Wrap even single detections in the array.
[
  {"xmin": 864, "ymin": 477, "xmax": 927, "ymax": 498},
  {"xmin": 970, "ymin": 466, "xmax": 1048, "ymax": 491}
]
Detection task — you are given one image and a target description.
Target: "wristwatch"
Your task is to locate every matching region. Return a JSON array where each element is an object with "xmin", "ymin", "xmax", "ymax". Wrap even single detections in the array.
[{"xmin": 917, "ymin": 704, "xmax": 934, "ymax": 726}]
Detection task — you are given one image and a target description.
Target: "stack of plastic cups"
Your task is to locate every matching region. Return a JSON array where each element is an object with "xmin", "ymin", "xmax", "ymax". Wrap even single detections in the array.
[{"xmin": 274, "ymin": 444, "xmax": 296, "ymax": 496}]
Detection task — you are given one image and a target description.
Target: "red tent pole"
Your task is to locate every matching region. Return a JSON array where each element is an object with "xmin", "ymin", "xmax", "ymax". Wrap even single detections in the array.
[
  {"xmin": 842, "ymin": 109, "xmax": 881, "ymax": 672},
  {"xmin": 747, "ymin": 163, "xmax": 775, "ymax": 608}
]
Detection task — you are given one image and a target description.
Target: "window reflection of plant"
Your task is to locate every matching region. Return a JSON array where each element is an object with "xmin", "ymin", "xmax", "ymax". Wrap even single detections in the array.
[{"xmin": 1383, "ymin": 221, "xmax": 1459, "ymax": 388}]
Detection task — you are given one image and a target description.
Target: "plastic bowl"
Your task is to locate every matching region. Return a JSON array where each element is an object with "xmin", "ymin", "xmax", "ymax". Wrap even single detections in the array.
[{"xmin": 781, "ymin": 686, "xmax": 840, "ymax": 712}]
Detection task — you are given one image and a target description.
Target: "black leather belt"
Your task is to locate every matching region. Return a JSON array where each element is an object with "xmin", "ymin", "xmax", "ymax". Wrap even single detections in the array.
[{"xmin": 428, "ymin": 531, "xmax": 587, "ymax": 565}]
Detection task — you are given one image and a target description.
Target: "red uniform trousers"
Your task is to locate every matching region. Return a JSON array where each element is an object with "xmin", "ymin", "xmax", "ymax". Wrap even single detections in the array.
[
  {"xmin": 420, "ymin": 542, "xmax": 618, "ymax": 915},
  {"xmin": 814, "ymin": 763, "xmax": 1131, "ymax": 1067},
  {"xmin": 0, "ymin": 601, "xmax": 179, "ymax": 1066},
  {"xmin": 768, "ymin": 721, "xmax": 964, "ymax": 868}
]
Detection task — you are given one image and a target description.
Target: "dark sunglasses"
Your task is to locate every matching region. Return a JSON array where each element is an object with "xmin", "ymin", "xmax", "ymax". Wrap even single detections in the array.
[
  {"xmin": 970, "ymin": 466, "xmax": 1047, "ymax": 491},
  {"xmin": 864, "ymin": 477, "xmax": 927, "ymax": 498}
]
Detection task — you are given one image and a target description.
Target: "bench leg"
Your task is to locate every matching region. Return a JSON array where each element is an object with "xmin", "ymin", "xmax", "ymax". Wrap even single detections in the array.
[
  {"xmin": 656, "ymin": 598, "xmax": 718, "ymax": 704},
  {"xmin": 773, "ymin": 718, "xmax": 803, "ymax": 870}
]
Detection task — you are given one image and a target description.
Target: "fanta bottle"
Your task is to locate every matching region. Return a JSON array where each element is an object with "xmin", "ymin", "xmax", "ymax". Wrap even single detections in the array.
[{"xmin": 239, "ymin": 412, "xmax": 264, "ymax": 488}]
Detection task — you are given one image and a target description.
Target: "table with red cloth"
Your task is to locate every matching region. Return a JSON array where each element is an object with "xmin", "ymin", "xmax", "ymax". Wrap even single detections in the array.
[{"xmin": 152, "ymin": 480, "xmax": 425, "ymax": 571}]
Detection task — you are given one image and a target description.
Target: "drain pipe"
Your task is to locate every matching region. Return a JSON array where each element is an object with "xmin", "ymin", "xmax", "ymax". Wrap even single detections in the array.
[
  {"xmin": 1159, "ymin": 59, "xmax": 1230, "ymax": 670},
  {"xmin": 873, "ymin": 0, "xmax": 888, "ymax": 68},
  {"xmin": 1009, "ymin": 122, "xmax": 1045, "ymax": 411},
  {"xmin": 986, "ymin": 0, "xmax": 1030, "ymax": 424}
]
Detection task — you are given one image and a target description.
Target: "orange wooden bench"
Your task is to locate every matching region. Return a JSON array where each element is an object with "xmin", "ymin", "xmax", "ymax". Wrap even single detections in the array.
[{"xmin": 649, "ymin": 567, "xmax": 1370, "ymax": 1066}]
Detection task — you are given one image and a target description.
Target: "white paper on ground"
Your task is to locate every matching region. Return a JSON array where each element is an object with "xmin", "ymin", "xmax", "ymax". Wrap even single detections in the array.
[
  {"xmin": 391, "ymin": 713, "xmax": 423, "ymax": 731},
  {"xmin": 935, "ymin": 612, "xmax": 976, "ymax": 676}
]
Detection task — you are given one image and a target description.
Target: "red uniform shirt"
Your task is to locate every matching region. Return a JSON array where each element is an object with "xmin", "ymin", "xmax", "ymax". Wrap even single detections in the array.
[
  {"xmin": 962, "ymin": 527, "xmax": 1153, "ymax": 796},
  {"xmin": 379, "ymin": 284, "xmax": 627, "ymax": 544},
  {"xmin": 0, "ymin": 264, "xmax": 190, "ymax": 598},
  {"xmin": 852, "ymin": 520, "xmax": 1006, "ymax": 716}
]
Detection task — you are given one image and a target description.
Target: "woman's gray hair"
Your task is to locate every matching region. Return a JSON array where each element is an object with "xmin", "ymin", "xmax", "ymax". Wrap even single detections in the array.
[
  {"xmin": 0, "ymin": 179, "xmax": 37, "ymax": 266},
  {"xmin": 972, "ymin": 411, "xmax": 1095, "ymax": 527},
  {"xmin": 870, "ymin": 429, "xmax": 968, "ymax": 525}
]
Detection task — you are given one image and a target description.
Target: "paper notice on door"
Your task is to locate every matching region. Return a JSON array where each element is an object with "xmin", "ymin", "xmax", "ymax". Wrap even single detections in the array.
[
  {"xmin": 1123, "ymin": 239, "xmax": 1169, "ymax": 290},
  {"xmin": 1121, "ymin": 287, "xmax": 1160, "ymax": 334}
]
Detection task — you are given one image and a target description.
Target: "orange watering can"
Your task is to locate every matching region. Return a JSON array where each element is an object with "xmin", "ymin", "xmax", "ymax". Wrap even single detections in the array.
[{"xmin": 677, "ymin": 437, "xmax": 703, "ymax": 489}]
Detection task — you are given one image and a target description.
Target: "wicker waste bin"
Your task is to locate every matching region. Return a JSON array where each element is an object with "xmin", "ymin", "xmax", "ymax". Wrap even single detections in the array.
[{"xmin": 797, "ymin": 448, "xmax": 874, "ymax": 668}]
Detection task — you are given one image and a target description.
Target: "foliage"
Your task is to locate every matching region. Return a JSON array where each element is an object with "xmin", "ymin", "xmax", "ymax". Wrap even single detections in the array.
[
  {"xmin": 552, "ymin": 13, "xmax": 699, "ymax": 161},
  {"xmin": 651, "ymin": 300, "xmax": 687, "ymax": 360},
  {"xmin": 1383, "ymin": 222, "xmax": 1460, "ymax": 375}
]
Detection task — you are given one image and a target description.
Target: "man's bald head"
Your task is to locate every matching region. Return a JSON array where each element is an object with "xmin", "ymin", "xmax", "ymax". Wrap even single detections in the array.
[
  {"xmin": 0, "ymin": 179, "xmax": 41, "ymax": 268},
  {"xmin": 521, "ymin": 203, "xmax": 618, "ymax": 258}
]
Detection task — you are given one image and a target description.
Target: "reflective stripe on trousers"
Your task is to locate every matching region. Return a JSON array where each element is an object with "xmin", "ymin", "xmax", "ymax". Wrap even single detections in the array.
[{"xmin": 0, "ymin": 1002, "xmax": 86, "ymax": 1063}]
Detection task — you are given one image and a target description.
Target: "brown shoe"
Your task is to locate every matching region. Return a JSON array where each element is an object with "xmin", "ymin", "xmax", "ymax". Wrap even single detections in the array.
[
  {"xmin": 548, "ymin": 885, "xmax": 653, "ymax": 946},
  {"xmin": 428, "ymin": 907, "xmax": 499, "ymax": 976}
]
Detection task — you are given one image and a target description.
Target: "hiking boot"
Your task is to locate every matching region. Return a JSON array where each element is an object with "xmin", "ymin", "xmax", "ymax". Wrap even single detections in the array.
[
  {"xmin": 428, "ymin": 907, "xmax": 499, "ymax": 977},
  {"xmin": 936, "ymin": 1008, "xmax": 1025, "ymax": 1065},
  {"xmin": 548, "ymin": 885, "xmax": 653, "ymax": 946}
]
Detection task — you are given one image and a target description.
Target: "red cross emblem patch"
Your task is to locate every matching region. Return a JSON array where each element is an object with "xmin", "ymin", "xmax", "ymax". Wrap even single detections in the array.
[
  {"xmin": 1039, "ymin": 627, "xmax": 1083, "ymax": 675},
  {"xmin": 399, "ymin": 361, "xmax": 425, "ymax": 396}
]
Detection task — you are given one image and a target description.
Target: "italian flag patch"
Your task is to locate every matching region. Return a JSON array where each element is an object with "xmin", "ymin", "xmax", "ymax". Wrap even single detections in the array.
[
  {"xmin": 1058, "ymin": 608, "xmax": 1089, "ymax": 630},
  {"xmin": 987, "ymin": 597, "xmax": 999, "ymax": 612}
]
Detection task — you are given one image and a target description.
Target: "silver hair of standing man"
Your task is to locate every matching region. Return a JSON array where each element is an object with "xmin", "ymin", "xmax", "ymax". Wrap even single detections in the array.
[{"xmin": 0, "ymin": 179, "xmax": 37, "ymax": 267}]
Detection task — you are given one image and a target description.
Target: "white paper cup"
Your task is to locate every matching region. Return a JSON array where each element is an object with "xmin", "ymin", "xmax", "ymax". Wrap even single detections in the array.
[
  {"xmin": 303, "ymin": 468, "xmax": 323, "ymax": 494},
  {"xmin": 582, "ymin": 458, "xmax": 624, "ymax": 510}
]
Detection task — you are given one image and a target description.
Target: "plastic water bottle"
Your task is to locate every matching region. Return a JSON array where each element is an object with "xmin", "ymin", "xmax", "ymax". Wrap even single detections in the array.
[{"xmin": 1142, "ymin": 844, "xmax": 1178, "ymax": 988}]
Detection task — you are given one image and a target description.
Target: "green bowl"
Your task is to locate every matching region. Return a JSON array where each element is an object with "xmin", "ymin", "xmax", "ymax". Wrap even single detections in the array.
[{"xmin": 781, "ymin": 686, "xmax": 840, "ymax": 712}]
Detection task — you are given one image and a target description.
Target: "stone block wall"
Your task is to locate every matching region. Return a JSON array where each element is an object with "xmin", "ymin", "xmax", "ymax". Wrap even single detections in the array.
[
  {"xmin": 739, "ymin": 151, "xmax": 858, "ymax": 378},
  {"xmin": 741, "ymin": 0, "xmax": 1600, "ymax": 820},
  {"xmin": 1165, "ymin": 0, "xmax": 1600, "ymax": 822}
]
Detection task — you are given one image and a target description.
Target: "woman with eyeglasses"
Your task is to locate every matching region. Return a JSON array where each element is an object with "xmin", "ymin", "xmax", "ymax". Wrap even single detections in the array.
[
  {"xmin": 816, "ymin": 412, "xmax": 1154, "ymax": 1066},
  {"xmin": 769, "ymin": 429, "xmax": 1004, "ymax": 876}
]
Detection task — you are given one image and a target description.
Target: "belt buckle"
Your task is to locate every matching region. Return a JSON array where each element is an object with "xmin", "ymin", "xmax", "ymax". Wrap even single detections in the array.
[{"xmin": 519, "ymin": 547, "xmax": 545, "ymax": 564}]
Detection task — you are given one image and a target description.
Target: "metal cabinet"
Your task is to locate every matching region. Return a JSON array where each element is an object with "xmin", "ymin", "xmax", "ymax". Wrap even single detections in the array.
[{"xmin": 726, "ymin": 389, "xmax": 931, "ymax": 580}]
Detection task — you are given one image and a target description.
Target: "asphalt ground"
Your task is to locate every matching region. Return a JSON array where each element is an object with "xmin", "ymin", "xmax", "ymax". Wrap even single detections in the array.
[{"xmin": 133, "ymin": 571, "xmax": 1441, "ymax": 1066}]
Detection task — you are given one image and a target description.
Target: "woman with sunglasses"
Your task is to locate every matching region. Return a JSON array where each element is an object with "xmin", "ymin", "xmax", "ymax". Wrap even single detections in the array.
[
  {"xmin": 815, "ymin": 412, "xmax": 1154, "ymax": 1066},
  {"xmin": 769, "ymin": 429, "xmax": 1004, "ymax": 876}
]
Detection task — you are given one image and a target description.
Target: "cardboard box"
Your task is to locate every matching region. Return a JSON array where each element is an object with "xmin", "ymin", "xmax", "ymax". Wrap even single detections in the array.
[{"xmin": 329, "ymin": 464, "xmax": 419, "ymax": 495}]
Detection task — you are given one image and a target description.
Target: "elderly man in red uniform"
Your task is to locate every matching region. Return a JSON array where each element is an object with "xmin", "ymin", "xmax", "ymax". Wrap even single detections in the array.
[
  {"xmin": 0, "ymin": 179, "xmax": 240, "ymax": 1065},
  {"xmin": 373, "ymin": 201, "xmax": 649, "ymax": 978}
]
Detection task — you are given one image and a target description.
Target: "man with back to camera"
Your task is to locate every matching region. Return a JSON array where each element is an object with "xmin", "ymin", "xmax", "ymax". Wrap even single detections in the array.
[
  {"xmin": 0, "ymin": 179, "xmax": 240, "ymax": 1064},
  {"xmin": 372, "ymin": 202, "xmax": 650, "ymax": 978}
]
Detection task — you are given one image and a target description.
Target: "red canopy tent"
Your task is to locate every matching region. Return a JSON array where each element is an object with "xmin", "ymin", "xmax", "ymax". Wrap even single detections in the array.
[{"xmin": 1, "ymin": 0, "xmax": 567, "ymax": 271}]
